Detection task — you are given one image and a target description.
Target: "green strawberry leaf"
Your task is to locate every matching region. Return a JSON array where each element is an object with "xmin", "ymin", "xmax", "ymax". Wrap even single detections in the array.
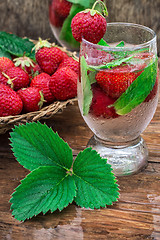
[
  {"xmin": 10, "ymin": 166, "xmax": 76, "ymax": 221},
  {"xmin": 0, "ymin": 47, "xmax": 12, "ymax": 59},
  {"xmin": 10, "ymin": 122, "xmax": 73, "ymax": 171},
  {"xmin": 0, "ymin": 31, "xmax": 35, "ymax": 61},
  {"xmin": 10, "ymin": 123, "xmax": 119, "ymax": 221},
  {"xmin": 112, "ymin": 58, "xmax": 158, "ymax": 115},
  {"xmin": 59, "ymin": 4, "xmax": 83, "ymax": 49},
  {"xmin": 80, "ymin": 56, "xmax": 93, "ymax": 115},
  {"xmin": 73, "ymin": 148, "xmax": 119, "ymax": 208}
]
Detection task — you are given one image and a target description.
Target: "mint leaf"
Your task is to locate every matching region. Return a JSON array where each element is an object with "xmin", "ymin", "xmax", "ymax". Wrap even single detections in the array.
[
  {"xmin": 0, "ymin": 32, "xmax": 35, "ymax": 60},
  {"xmin": 113, "ymin": 58, "xmax": 158, "ymax": 115},
  {"xmin": 116, "ymin": 41, "xmax": 125, "ymax": 47},
  {"xmin": 10, "ymin": 122, "xmax": 73, "ymax": 171},
  {"xmin": 88, "ymin": 55, "xmax": 133, "ymax": 71},
  {"xmin": 81, "ymin": 56, "xmax": 93, "ymax": 115},
  {"xmin": 88, "ymin": 71, "xmax": 97, "ymax": 84},
  {"xmin": 73, "ymin": 148, "xmax": 119, "ymax": 208},
  {"xmin": 98, "ymin": 39, "xmax": 110, "ymax": 47},
  {"xmin": 10, "ymin": 166, "xmax": 76, "ymax": 221},
  {"xmin": 97, "ymin": 40, "xmax": 125, "ymax": 48},
  {"xmin": 59, "ymin": 4, "xmax": 82, "ymax": 49},
  {"xmin": 113, "ymin": 47, "xmax": 149, "ymax": 59}
]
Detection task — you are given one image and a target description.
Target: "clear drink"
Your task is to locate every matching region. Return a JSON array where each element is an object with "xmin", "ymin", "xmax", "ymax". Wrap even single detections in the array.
[
  {"xmin": 78, "ymin": 23, "xmax": 158, "ymax": 176},
  {"xmin": 78, "ymin": 46, "xmax": 158, "ymax": 142}
]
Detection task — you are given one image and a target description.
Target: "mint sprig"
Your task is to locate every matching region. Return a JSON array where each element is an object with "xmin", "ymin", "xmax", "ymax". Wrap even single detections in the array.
[
  {"xmin": 97, "ymin": 38, "xmax": 110, "ymax": 47},
  {"xmin": 88, "ymin": 55, "xmax": 134, "ymax": 71},
  {"xmin": 0, "ymin": 31, "xmax": 35, "ymax": 61},
  {"xmin": 81, "ymin": 56, "xmax": 93, "ymax": 115},
  {"xmin": 112, "ymin": 58, "xmax": 158, "ymax": 115},
  {"xmin": 116, "ymin": 41, "xmax": 125, "ymax": 47},
  {"xmin": 10, "ymin": 122, "xmax": 119, "ymax": 221},
  {"xmin": 98, "ymin": 39, "xmax": 125, "ymax": 48}
]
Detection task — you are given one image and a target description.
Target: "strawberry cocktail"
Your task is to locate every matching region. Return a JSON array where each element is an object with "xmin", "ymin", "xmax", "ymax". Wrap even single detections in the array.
[{"xmin": 78, "ymin": 23, "xmax": 158, "ymax": 176}]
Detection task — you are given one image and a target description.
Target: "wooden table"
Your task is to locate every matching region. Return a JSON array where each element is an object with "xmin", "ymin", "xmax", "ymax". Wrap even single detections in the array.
[{"xmin": 1, "ymin": 70, "xmax": 160, "ymax": 240}]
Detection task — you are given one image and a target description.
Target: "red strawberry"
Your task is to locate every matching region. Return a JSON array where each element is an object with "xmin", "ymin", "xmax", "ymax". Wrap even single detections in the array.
[
  {"xmin": 13, "ymin": 56, "xmax": 35, "ymax": 74},
  {"xmin": 71, "ymin": 5, "xmax": 107, "ymax": 43},
  {"xmin": 33, "ymin": 64, "xmax": 43, "ymax": 75},
  {"xmin": 0, "ymin": 84, "xmax": 23, "ymax": 117},
  {"xmin": 0, "ymin": 57, "xmax": 14, "ymax": 72},
  {"xmin": 17, "ymin": 87, "xmax": 44, "ymax": 113},
  {"xmin": 90, "ymin": 83, "xmax": 118, "ymax": 118},
  {"xmin": 4, "ymin": 67, "xmax": 30, "ymax": 91},
  {"xmin": 96, "ymin": 64, "xmax": 145, "ymax": 99},
  {"xmin": 62, "ymin": 52, "xmax": 70, "ymax": 60},
  {"xmin": 51, "ymin": 0, "xmax": 72, "ymax": 18},
  {"xmin": 49, "ymin": 67, "xmax": 77, "ymax": 100},
  {"xmin": 35, "ymin": 45, "xmax": 64, "ymax": 75},
  {"xmin": 49, "ymin": 3, "xmax": 65, "ymax": 27},
  {"xmin": 31, "ymin": 73, "xmax": 55, "ymax": 103},
  {"xmin": 58, "ymin": 57, "xmax": 79, "ymax": 74}
]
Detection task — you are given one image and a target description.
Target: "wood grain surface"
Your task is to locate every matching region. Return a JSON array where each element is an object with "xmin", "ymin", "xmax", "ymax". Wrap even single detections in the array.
[
  {"xmin": 0, "ymin": 0, "xmax": 159, "ymax": 55},
  {"xmin": 0, "ymin": 62, "xmax": 160, "ymax": 240}
]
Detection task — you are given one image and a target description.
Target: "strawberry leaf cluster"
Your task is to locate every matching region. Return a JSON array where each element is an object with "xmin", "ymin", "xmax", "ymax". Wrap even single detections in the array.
[{"xmin": 10, "ymin": 122, "xmax": 119, "ymax": 222}]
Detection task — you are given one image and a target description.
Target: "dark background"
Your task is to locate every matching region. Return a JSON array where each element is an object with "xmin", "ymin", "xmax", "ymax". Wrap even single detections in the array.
[{"xmin": 0, "ymin": 0, "xmax": 159, "ymax": 55}]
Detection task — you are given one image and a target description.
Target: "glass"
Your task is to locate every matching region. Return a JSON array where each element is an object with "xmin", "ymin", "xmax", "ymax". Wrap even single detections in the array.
[
  {"xmin": 48, "ymin": 0, "xmax": 106, "ymax": 52},
  {"xmin": 78, "ymin": 22, "xmax": 159, "ymax": 176}
]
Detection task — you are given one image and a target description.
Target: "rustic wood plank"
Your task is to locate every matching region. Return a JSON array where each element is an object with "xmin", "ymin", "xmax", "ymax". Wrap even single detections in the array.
[
  {"xmin": 0, "ymin": 155, "xmax": 160, "ymax": 239},
  {"xmin": 0, "ymin": 0, "xmax": 55, "ymax": 42}
]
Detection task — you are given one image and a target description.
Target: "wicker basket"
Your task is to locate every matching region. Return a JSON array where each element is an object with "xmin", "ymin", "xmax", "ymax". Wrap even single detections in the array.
[{"xmin": 0, "ymin": 43, "xmax": 78, "ymax": 134}]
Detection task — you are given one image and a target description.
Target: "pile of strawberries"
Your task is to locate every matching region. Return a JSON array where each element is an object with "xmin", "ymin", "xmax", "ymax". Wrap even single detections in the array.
[{"xmin": 0, "ymin": 40, "xmax": 78, "ymax": 117}]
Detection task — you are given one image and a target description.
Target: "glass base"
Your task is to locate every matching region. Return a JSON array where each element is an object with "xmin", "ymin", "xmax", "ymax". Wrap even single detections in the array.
[{"xmin": 87, "ymin": 136, "xmax": 148, "ymax": 176}]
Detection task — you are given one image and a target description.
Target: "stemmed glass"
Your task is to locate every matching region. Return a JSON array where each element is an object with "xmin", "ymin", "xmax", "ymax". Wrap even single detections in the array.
[{"xmin": 78, "ymin": 22, "xmax": 158, "ymax": 176}]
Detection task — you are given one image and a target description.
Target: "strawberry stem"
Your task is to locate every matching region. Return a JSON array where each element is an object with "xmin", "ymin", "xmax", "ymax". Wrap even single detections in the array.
[
  {"xmin": 32, "ymin": 38, "xmax": 51, "ymax": 52},
  {"xmin": 2, "ymin": 72, "xmax": 15, "ymax": 89},
  {"xmin": 92, "ymin": 0, "xmax": 108, "ymax": 17}
]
